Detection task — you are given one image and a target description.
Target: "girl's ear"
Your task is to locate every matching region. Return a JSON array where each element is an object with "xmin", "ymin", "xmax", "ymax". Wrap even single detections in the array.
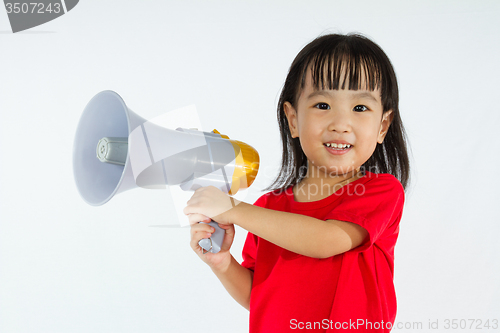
[
  {"xmin": 377, "ymin": 110, "xmax": 394, "ymax": 144},
  {"xmin": 284, "ymin": 102, "xmax": 299, "ymax": 138}
]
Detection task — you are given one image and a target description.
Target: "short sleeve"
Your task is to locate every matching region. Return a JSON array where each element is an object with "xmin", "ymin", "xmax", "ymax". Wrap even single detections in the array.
[
  {"xmin": 241, "ymin": 232, "xmax": 258, "ymax": 272},
  {"xmin": 240, "ymin": 193, "xmax": 268, "ymax": 272},
  {"xmin": 324, "ymin": 174, "xmax": 405, "ymax": 252}
]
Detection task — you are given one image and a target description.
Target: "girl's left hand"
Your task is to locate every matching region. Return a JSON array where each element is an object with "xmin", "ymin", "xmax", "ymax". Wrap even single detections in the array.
[{"xmin": 183, "ymin": 186, "xmax": 241, "ymax": 225}]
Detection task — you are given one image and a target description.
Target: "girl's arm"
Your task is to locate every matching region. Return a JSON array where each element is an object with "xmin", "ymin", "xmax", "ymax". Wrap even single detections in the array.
[
  {"xmin": 189, "ymin": 218, "xmax": 252, "ymax": 310},
  {"xmin": 210, "ymin": 255, "xmax": 253, "ymax": 310},
  {"xmin": 229, "ymin": 202, "xmax": 368, "ymax": 259},
  {"xmin": 184, "ymin": 186, "xmax": 368, "ymax": 259}
]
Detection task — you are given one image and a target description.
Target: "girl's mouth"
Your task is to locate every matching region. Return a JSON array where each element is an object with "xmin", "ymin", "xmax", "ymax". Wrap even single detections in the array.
[{"xmin": 324, "ymin": 143, "xmax": 353, "ymax": 155}]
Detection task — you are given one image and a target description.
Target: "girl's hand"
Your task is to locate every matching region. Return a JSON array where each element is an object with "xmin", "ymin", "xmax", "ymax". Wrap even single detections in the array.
[
  {"xmin": 183, "ymin": 186, "xmax": 241, "ymax": 225},
  {"xmin": 189, "ymin": 214, "xmax": 235, "ymax": 271}
]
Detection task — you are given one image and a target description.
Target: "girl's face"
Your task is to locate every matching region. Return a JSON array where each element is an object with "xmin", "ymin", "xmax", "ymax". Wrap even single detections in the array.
[{"xmin": 284, "ymin": 68, "xmax": 393, "ymax": 179}]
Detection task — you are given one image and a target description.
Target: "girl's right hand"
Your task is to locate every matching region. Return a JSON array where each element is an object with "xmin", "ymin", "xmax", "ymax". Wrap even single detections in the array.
[{"xmin": 189, "ymin": 214, "xmax": 235, "ymax": 272}]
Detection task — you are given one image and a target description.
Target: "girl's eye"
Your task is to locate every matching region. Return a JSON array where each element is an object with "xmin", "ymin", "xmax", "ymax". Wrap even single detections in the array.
[
  {"xmin": 315, "ymin": 103, "xmax": 330, "ymax": 110},
  {"xmin": 353, "ymin": 105, "xmax": 368, "ymax": 112}
]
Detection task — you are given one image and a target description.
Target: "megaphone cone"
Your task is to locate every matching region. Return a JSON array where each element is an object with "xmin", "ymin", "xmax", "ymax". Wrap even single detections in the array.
[{"xmin": 73, "ymin": 90, "xmax": 147, "ymax": 206}]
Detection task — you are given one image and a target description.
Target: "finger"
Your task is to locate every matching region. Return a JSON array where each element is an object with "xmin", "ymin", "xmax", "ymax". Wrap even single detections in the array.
[
  {"xmin": 195, "ymin": 186, "xmax": 208, "ymax": 193},
  {"xmin": 222, "ymin": 223, "xmax": 235, "ymax": 236},
  {"xmin": 220, "ymin": 224, "xmax": 235, "ymax": 251},
  {"xmin": 187, "ymin": 213, "xmax": 211, "ymax": 225},
  {"xmin": 190, "ymin": 230, "xmax": 213, "ymax": 250},
  {"xmin": 190, "ymin": 222, "xmax": 216, "ymax": 236},
  {"xmin": 193, "ymin": 229, "xmax": 212, "ymax": 241}
]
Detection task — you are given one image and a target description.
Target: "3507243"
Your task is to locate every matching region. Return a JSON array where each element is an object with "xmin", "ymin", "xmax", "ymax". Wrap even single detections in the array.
[
  {"xmin": 5, "ymin": 2, "xmax": 62, "ymax": 14},
  {"xmin": 444, "ymin": 319, "xmax": 498, "ymax": 330}
]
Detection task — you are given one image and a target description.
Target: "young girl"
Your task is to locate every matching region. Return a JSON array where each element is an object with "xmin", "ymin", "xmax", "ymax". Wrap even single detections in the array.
[{"xmin": 184, "ymin": 33, "xmax": 410, "ymax": 332}]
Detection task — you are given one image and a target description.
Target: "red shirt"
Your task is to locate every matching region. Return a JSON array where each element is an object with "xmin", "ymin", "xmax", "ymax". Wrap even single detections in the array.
[{"xmin": 241, "ymin": 171, "xmax": 405, "ymax": 332}]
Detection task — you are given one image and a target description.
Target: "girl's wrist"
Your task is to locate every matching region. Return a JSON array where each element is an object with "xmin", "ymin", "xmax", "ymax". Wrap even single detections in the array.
[
  {"xmin": 209, "ymin": 253, "xmax": 233, "ymax": 274},
  {"xmin": 226, "ymin": 200, "xmax": 247, "ymax": 226}
]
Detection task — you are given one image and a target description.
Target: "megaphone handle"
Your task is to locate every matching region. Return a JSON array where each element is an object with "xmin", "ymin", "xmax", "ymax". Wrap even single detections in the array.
[{"xmin": 198, "ymin": 221, "xmax": 225, "ymax": 254}]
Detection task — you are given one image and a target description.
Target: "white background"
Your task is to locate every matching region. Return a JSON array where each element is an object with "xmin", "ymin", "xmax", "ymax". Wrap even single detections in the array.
[{"xmin": 1, "ymin": 1, "xmax": 499, "ymax": 332}]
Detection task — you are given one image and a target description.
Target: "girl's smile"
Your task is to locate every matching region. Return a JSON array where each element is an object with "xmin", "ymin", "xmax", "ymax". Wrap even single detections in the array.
[{"xmin": 324, "ymin": 142, "xmax": 353, "ymax": 155}]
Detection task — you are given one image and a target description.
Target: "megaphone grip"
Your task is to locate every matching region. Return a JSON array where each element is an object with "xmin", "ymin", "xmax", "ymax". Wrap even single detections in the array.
[{"xmin": 198, "ymin": 221, "xmax": 224, "ymax": 254}]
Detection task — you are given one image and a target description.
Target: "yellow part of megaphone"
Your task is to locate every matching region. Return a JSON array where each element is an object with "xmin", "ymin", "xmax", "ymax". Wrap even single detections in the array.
[
  {"xmin": 212, "ymin": 128, "xmax": 259, "ymax": 195},
  {"xmin": 226, "ymin": 138, "xmax": 260, "ymax": 195}
]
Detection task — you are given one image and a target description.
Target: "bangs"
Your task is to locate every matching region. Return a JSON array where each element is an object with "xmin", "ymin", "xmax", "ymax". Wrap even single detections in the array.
[{"xmin": 301, "ymin": 44, "xmax": 383, "ymax": 93}]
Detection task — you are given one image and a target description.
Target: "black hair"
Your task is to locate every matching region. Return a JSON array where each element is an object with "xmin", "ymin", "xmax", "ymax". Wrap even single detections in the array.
[{"xmin": 265, "ymin": 33, "xmax": 410, "ymax": 191}]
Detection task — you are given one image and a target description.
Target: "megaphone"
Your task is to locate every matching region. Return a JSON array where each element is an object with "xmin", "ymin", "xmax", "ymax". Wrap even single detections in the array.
[{"xmin": 73, "ymin": 90, "xmax": 259, "ymax": 253}]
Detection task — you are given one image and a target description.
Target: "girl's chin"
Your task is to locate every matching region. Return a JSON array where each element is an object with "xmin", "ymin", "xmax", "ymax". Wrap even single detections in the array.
[{"xmin": 307, "ymin": 163, "xmax": 358, "ymax": 177}]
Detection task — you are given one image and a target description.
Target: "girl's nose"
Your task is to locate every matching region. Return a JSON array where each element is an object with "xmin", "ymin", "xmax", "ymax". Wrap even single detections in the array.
[{"xmin": 327, "ymin": 110, "xmax": 352, "ymax": 133}]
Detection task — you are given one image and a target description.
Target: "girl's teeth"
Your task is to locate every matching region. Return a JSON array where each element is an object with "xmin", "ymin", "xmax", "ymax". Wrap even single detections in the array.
[{"xmin": 325, "ymin": 143, "xmax": 352, "ymax": 149}]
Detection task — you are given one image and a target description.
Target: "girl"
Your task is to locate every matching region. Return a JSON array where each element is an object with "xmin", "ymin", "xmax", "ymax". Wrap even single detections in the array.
[{"xmin": 184, "ymin": 33, "xmax": 410, "ymax": 332}]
